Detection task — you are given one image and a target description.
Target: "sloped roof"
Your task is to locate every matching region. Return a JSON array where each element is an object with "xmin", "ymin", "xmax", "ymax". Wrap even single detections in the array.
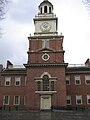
[
  {"xmin": 1, "ymin": 68, "xmax": 26, "ymax": 75},
  {"xmin": 66, "ymin": 66, "xmax": 90, "ymax": 74}
]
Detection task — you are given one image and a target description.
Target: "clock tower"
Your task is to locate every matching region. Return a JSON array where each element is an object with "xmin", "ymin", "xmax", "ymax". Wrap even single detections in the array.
[
  {"xmin": 24, "ymin": 0, "xmax": 68, "ymax": 110},
  {"xmin": 34, "ymin": 0, "xmax": 58, "ymax": 36}
]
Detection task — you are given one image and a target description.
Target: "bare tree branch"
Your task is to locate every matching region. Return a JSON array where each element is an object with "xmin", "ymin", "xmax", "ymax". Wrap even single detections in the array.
[
  {"xmin": 0, "ymin": 0, "xmax": 8, "ymax": 20},
  {"xmin": 82, "ymin": 0, "xmax": 90, "ymax": 14}
]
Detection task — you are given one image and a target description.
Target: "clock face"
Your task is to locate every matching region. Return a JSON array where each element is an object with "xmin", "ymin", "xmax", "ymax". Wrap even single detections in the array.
[{"xmin": 40, "ymin": 22, "xmax": 51, "ymax": 32}]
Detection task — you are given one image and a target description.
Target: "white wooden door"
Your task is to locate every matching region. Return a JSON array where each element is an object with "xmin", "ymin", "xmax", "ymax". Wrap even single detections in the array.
[{"xmin": 40, "ymin": 95, "xmax": 51, "ymax": 110}]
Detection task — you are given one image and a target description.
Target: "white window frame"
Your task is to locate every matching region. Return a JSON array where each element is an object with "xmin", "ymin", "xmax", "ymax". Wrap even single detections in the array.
[
  {"xmin": 76, "ymin": 95, "xmax": 82, "ymax": 105},
  {"xmin": 5, "ymin": 77, "xmax": 11, "ymax": 86},
  {"xmin": 67, "ymin": 96, "xmax": 71, "ymax": 105},
  {"xmin": 85, "ymin": 75, "xmax": 90, "ymax": 85},
  {"xmin": 15, "ymin": 77, "xmax": 21, "ymax": 86},
  {"xmin": 66, "ymin": 76, "xmax": 70, "ymax": 85},
  {"xmin": 3, "ymin": 96, "xmax": 10, "ymax": 105},
  {"xmin": 75, "ymin": 76, "xmax": 81, "ymax": 85},
  {"xmin": 42, "ymin": 53, "xmax": 50, "ymax": 61},
  {"xmin": 42, "ymin": 39, "xmax": 49, "ymax": 48},
  {"xmin": 87, "ymin": 95, "xmax": 90, "ymax": 104},
  {"xmin": 14, "ymin": 96, "xmax": 20, "ymax": 105}
]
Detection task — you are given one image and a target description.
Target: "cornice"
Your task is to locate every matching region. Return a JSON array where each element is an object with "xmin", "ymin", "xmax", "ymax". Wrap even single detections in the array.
[
  {"xmin": 1, "ymin": 68, "xmax": 27, "ymax": 75},
  {"xmin": 27, "ymin": 50, "xmax": 65, "ymax": 53},
  {"xmin": 24, "ymin": 62, "xmax": 68, "ymax": 68},
  {"xmin": 66, "ymin": 71, "xmax": 90, "ymax": 74},
  {"xmin": 33, "ymin": 17, "xmax": 58, "ymax": 21},
  {"xmin": 28, "ymin": 35, "xmax": 64, "ymax": 40}
]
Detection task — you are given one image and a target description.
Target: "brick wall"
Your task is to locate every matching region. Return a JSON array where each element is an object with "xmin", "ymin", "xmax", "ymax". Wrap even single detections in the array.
[
  {"xmin": 26, "ymin": 66, "xmax": 67, "ymax": 109},
  {"xmin": 66, "ymin": 73, "xmax": 90, "ymax": 108}
]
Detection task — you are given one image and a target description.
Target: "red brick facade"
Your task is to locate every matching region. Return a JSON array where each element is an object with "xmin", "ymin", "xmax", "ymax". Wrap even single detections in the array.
[
  {"xmin": 0, "ymin": 0, "xmax": 90, "ymax": 111},
  {"xmin": 66, "ymin": 67, "xmax": 90, "ymax": 109}
]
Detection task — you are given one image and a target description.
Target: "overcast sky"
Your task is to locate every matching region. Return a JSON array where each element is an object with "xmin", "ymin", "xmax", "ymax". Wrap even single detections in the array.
[{"xmin": 0, "ymin": 0, "xmax": 90, "ymax": 66}]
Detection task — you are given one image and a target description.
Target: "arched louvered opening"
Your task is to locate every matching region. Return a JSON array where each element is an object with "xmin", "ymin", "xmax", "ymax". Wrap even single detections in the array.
[
  {"xmin": 44, "ymin": 6, "xmax": 47, "ymax": 13},
  {"xmin": 49, "ymin": 7, "xmax": 51, "ymax": 13},
  {"xmin": 40, "ymin": 7, "xmax": 42, "ymax": 14}
]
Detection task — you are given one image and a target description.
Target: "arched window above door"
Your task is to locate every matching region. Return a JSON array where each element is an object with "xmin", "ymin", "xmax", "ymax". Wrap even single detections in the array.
[
  {"xmin": 43, "ymin": 75, "xmax": 49, "ymax": 91},
  {"xmin": 35, "ymin": 73, "xmax": 57, "ymax": 92}
]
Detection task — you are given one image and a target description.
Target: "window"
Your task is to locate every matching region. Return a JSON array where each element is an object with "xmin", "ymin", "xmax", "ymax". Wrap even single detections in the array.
[
  {"xmin": 3, "ymin": 96, "xmax": 10, "ymax": 105},
  {"xmin": 37, "ymin": 81, "xmax": 41, "ymax": 91},
  {"xmin": 42, "ymin": 53, "xmax": 50, "ymax": 61},
  {"xmin": 44, "ymin": 6, "xmax": 47, "ymax": 13},
  {"xmin": 87, "ymin": 95, "xmax": 90, "ymax": 104},
  {"xmin": 36, "ymin": 75, "xmax": 56, "ymax": 91},
  {"xmin": 67, "ymin": 96, "xmax": 71, "ymax": 105},
  {"xmin": 43, "ymin": 75, "xmax": 49, "ymax": 91},
  {"xmin": 15, "ymin": 77, "xmax": 21, "ymax": 86},
  {"xmin": 85, "ymin": 75, "xmax": 90, "ymax": 85},
  {"xmin": 76, "ymin": 95, "xmax": 82, "ymax": 105},
  {"xmin": 25, "ymin": 76, "xmax": 27, "ymax": 86},
  {"xmin": 14, "ymin": 96, "xmax": 20, "ymax": 105},
  {"xmin": 24, "ymin": 96, "xmax": 26, "ymax": 105},
  {"xmin": 51, "ymin": 81, "xmax": 54, "ymax": 91},
  {"xmin": 75, "ymin": 76, "xmax": 81, "ymax": 85},
  {"xmin": 66, "ymin": 76, "xmax": 70, "ymax": 85},
  {"xmin": 42, "ymin": 40, "xmax": 49, "ymax": 48},
  {"xmin": 5, "ymin": 77, "xmax": 11, "ymax": 86}
]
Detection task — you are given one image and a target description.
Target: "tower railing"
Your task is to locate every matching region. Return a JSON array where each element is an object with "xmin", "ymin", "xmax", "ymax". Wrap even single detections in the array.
[{"xmin": 68, "ymin": 64, "xmax": 85, "ymax": 67}]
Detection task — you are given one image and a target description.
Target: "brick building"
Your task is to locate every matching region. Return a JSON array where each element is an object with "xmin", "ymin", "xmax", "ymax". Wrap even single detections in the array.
[{"xmin": 0, "ymin": 0, "xmax": 90, "ymax": 110}]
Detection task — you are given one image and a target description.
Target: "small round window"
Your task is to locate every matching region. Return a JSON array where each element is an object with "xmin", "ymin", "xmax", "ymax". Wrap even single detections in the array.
[{"xmin": 42, "ymin": 53, "xmax": 50, "ymax": 61}]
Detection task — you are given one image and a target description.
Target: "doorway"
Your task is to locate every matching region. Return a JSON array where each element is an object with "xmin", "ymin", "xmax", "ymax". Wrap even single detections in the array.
[{"xmin": 40, "ymin": 95, "xmax": 51, "ymax": 110}]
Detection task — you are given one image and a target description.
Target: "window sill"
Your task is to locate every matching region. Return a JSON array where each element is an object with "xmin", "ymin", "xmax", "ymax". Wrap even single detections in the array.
[{"xmin": 35, "ymin": 91, "xmax": 57, "ymax": 94}]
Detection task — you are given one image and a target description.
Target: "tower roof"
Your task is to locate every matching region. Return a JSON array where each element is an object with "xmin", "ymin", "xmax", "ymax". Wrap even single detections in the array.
[{"xmin": 39, "ymin": 0, "xmax": 53, "ymax": 9}]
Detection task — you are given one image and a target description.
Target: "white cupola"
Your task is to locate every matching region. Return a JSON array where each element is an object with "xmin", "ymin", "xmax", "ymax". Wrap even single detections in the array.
[{"xmin": 38, "ymin": 0, "xmax": 53, "ymax": 14}]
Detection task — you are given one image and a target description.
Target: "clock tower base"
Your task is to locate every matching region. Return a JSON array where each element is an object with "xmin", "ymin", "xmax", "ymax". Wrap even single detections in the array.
[{"xmin": 24, "ymin": 62, "xmax": 68, "ymax": 110}]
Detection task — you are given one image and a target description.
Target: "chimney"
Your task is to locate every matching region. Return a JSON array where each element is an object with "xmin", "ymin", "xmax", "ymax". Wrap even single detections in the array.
[
  {"xmin": 0, "ymin": 64, "xmax": 3, "ymax": 72},
  {"xmin": 6, "ymin": 60, "xmax": 13, "ymax": 69},
  {"xmin": 85, "ymin": 58, "xmax": 90, "ymax": 66}
]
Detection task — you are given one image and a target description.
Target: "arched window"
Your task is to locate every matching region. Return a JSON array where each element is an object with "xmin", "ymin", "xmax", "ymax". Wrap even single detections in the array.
[
  {"xmin": 44, "ymin": 6, "xmax": 47, "ymax": 13},
  {"xmin": 49, "ymin": 7, "xmax": 51, "ymax": 14},
  {"xmin": 43, "ymin": 75, "xmax": 49, "ymax": 91}
]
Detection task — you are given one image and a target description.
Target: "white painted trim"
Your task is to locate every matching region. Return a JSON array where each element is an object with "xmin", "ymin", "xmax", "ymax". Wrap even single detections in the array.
[
  {"xmin": 15, "ymin": 77, "xmax": 21, "ymax": 86},
  {"xmin": 76, "ymin": 95, "xmax": 82, "ymax": 105},
  {"xmin": 35, "ymin": 91, "xmax": 57, "ymax": 94},
  {"xmin": 3, "ymin": 95, "xmax": 10, "ymax": 105},
  {"xmin": 5, "ymin": 77, "xmax": 11, "ymax": 86},
  {"xmin": 42, "ymin": 53, "xmax": 50, "ymax": 61},
  {"xmin": 14, "ymin": 96, "xmax": 20, "ymax": 105}
]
